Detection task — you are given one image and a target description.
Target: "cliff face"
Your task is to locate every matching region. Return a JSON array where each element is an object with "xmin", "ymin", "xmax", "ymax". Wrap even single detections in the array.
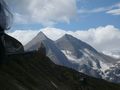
[
  {"xmin": 3, "ymin": 34, "xmax": 24, "ymax": 54},
  {"xmin": 0, "ymin": 51, "xmax": 120, "ymax": 90}
]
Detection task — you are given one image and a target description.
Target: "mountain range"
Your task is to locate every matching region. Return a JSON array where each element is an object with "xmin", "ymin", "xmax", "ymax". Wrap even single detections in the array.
[
  {"xmin": 24, "ymin": 32, "xmax": 73, "ymax": 68},
  {"xmin": 24, "ymin": 31, "xmax": 120, "ymax": 83}
]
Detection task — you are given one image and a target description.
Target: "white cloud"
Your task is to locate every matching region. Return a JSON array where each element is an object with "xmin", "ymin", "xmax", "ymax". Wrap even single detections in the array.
[
  {"xmin": 107, "ymin": 8, "xmax": 120, "ymax": 15},
  {"xmin": 5, "ymin": 0, "xmax": 77, "ymax": 26},
  {"xmin": 14, "ymin": 13, "xmax": 28, "ymax": 23},
  {"xmin": 7, "ymin": 30, "xmax": 40, "ymax": 45},
  {"xmin": 8, "ymin": 25, "xmax": 120, "ymax": 52},
  {"xmin": 78, "ymin": 7, "xmax": 109, "ymax": 14},
  {"xmin": 104, "ymin": 2, "xmax": 120, "ymax": 15},
  {"xmin": 41, "ymin": 28, "xmax": 66, "ymax": 40},
  {"xmin": 78, "ymin": 2, "xmax": 120, "ymax": 16},
  {"xmin": 42, "ymin": 25, "xmax": 120, "ymax": 51}
]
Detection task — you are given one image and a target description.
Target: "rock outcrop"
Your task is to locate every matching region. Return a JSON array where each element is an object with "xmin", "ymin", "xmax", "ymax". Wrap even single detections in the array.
[{"xmin": 3, "ymin": 34, "xmax": 24, "ymax": 54}]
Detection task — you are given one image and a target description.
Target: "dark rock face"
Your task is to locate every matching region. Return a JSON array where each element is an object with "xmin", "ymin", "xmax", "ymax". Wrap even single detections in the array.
[
  {"xmin": 37, "ymin": 42, "xmax": 46, "ymax": 56},
  {"xmin": 3, "ymin": 34, "xmax": 24, "ymax": 54}
]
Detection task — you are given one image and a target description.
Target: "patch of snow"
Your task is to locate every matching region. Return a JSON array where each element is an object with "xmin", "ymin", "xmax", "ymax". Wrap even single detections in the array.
[
  {"xmin": 61, "ymin": 50, "xmax": 79, "ymax": 62},
  {"xmin": 99, "ymin": 61, "xmax": 110, "ymax": 72}
]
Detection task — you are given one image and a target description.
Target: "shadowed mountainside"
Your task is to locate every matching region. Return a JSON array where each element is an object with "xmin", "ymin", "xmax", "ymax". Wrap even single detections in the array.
[{"xmin": 0, "ymin": 51, "xmax": 120, "ymax": 90}]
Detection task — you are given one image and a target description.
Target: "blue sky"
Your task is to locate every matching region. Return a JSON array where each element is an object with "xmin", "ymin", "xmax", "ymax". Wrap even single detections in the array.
[
  {"xmin": 7, "ymin": 0, "xmax": 120, "ymax": 31},
  {"xmin": 55, "ymin": 0, "xmax": 120, "ymax": 30}
]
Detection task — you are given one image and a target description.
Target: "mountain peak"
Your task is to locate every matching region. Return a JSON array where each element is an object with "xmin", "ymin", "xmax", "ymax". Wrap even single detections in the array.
[
  {"xmin": 24, "ymin": 32, "xmax": 49, "ymax": 51},
  {"xmin": 63, "ymin": 34, "xmax": 75, "ymax": 40},
  {"xmin": 64, "ymin": 34, "xmax": 71, "ymax": 37},
  {"xmin": 57, "ymin": 34, "xmax": 84, "ymax": 46},
  {"xmin": 56, "ymin": 33, "xmax": 98, "ymax": 58},
  {"xmin": 57, "ymin": 34, "xmax": 97, "ymax": 51},
  {"xmin": 36, "ymin": 31, "xmax": 48, "ymax": 40}
]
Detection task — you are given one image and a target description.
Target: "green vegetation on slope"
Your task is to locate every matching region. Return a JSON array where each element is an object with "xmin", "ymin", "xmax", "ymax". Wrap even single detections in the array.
[{"xmin": 0, "ymin": 51, "xmax": 120, "ymax": 90}]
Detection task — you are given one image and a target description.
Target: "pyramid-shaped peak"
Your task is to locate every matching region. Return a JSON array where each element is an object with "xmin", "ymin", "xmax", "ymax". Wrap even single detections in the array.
[
  {"xmin": 61, "ymin": 34, "xmax": 75, "ymax": 40},
  {"xmin": 59, "ymin": 34, "xmax": 79, "ymax": 42},
  {"xmin": 64, "ymin": 34, "xmax": 73, "ymax": 37},
  {"xmin": 37, "ymin": 32, "xmax": 47, "ymax": 38},
  {"xmin": 56, "ymin": 33, "xmax": 98, "ymax": 54},
  {"xmin": 34, "ymin": 31, "xmax": 49, "ymax": 40}
]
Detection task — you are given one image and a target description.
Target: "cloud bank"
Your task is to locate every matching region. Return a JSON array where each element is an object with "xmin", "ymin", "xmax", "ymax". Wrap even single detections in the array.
[
  {"xmin": 5, "ymin": 0, "xmax": 77, "ymax": 26},
  {"xmin": 8, "ymin": 25, "xmax": 120, "ymax": 52}
]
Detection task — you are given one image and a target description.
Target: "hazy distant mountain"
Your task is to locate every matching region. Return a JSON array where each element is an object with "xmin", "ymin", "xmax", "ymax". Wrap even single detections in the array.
[{"xmin": 24, "ymin": 32, "xmax": 72, "ymax": 67}]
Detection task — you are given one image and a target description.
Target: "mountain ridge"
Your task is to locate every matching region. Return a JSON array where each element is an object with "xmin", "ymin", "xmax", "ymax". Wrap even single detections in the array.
[{"xmin": 25, "ymin": 31, "xmax": 120, "ymax": 83}]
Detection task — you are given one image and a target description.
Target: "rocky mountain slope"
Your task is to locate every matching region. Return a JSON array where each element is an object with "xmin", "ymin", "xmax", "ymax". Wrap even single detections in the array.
[
  {"xmin": 104, "ymin": 61, "xmax": 120, "ymax": 83},
  {"xmin": 55, "ymin": 34, "xmax": 119, "ymax": 78}
]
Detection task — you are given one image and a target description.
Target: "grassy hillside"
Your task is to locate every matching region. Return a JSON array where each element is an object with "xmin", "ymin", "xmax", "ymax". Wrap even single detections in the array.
[{"xmin": 0, "ymin": 51, "xmax": 120, "ymax": 90}]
